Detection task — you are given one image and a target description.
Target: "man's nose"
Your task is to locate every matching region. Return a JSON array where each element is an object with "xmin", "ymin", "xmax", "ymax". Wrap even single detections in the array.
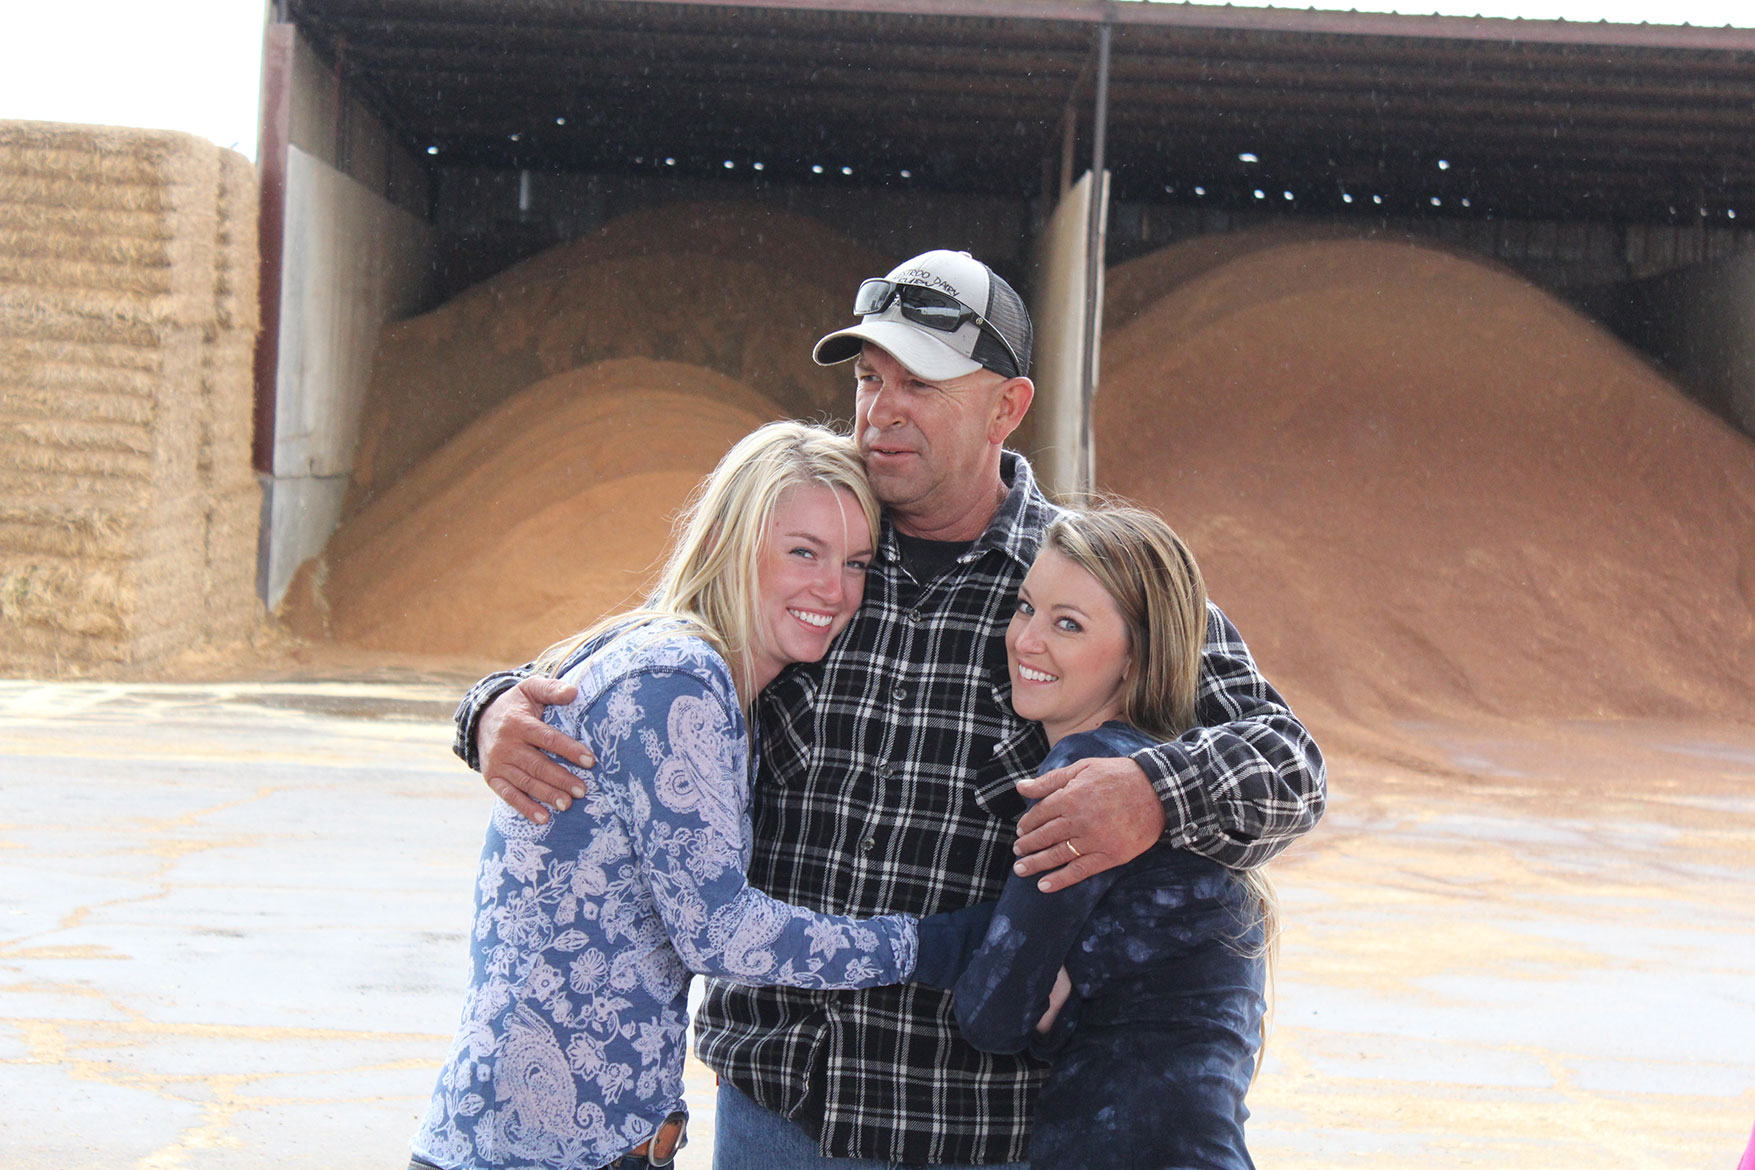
[{"xmin": 862, "ymin": 380, "xmax": 902, "ymax": 427}]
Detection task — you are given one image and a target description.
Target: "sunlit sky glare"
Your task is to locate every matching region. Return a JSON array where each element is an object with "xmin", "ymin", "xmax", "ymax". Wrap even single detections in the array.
[{"xmin": 2, "ymin": 0, "xmax": 1751, "ymax": 165}]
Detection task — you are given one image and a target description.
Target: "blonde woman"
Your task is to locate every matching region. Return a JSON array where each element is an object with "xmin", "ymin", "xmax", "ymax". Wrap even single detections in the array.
[
  {"xmin": 953, "ymin": 504, "xmax": 1275, "ymax": 1170},
  {"xmin": 411, "ymin": 422, "xmax": 986, "ymax": 1170}
]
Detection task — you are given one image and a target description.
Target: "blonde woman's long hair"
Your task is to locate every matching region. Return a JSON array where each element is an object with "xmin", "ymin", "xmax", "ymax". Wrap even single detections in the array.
[
  {"xmin": 531, "ymin": 421, "xmax": 879, "ymax": 707},
  {"xmin": 1042, "ymin": 503, "xmax": 1281, "ymax": 1071}
]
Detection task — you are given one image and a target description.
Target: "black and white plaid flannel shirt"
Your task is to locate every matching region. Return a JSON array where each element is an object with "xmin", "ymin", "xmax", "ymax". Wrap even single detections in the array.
[{"xmin": 452, "ymin": 451, "xmax": 1326, "ymax": 1165}]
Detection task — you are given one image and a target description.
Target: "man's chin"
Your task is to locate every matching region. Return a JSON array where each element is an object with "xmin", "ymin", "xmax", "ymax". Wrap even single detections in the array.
[
  {"xmin": 864, "ymin": 463, "xmax": 918, "ymax": 505},
  {"xmin": 871, "ymin": 483, "xmax": 919, "ymax": 511}
]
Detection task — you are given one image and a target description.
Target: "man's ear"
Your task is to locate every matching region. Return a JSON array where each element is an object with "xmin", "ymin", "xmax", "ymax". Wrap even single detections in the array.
[{"xmin": 988, "ymin": 376, "xmax": 1035, "ymax": 445}]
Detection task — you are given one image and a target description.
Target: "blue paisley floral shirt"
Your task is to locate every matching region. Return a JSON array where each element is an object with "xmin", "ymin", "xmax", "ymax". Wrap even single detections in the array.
[{"xmin": 413, "ymin": 625, "xmax": 922, "ymax": 1170}]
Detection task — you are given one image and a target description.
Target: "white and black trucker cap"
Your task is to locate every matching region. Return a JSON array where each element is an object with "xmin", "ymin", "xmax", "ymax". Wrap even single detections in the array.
[{"xmin": 812, "ymin": 250, "xmax": 1032, "ymax": 381}]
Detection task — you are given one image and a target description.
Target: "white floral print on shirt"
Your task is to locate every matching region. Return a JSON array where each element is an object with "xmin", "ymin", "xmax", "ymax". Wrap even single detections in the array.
[{"xmin": 413, "ymin": 626, "xmax": 919, "ymax": 1170}]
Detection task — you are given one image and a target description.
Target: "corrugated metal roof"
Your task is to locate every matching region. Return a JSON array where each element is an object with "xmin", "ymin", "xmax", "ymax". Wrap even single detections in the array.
[{"xmin": 286, "ymin": 0, "xmax": 1755, "ymax": 223}]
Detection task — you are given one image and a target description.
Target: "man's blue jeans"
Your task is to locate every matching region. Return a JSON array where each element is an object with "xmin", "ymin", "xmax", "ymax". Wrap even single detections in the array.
[{"xmin": 711, "ymin": 1080, "xmax": 1029, "ymax": 1170}]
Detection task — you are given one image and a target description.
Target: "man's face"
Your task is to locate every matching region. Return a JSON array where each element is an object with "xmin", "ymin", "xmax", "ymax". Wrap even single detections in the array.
[{"xmin": 853, "ymin": 344, "xmax": 1008, "ymax": 527}]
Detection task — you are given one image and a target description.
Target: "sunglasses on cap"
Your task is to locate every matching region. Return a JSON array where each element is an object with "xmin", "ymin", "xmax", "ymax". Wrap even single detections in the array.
[{"xmin": 853, "ymin": 278, "xmax": 1024, "ymax": 379}]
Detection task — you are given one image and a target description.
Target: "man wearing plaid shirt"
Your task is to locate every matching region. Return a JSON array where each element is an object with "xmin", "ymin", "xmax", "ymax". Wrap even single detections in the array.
[{"xmin": 453, "ymin": 250, "xmax": 1325, "ymax": 1168}]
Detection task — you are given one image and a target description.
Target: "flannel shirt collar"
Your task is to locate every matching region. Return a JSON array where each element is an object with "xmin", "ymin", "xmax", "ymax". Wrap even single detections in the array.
[{"xmin": 876, "ymin": 449, "xmax": 1057, "ymax": 571}]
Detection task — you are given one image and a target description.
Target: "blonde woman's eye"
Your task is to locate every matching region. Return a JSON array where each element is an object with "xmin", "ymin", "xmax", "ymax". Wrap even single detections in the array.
[
  {"xmin": 1056, "ymin": 617, "xmax": 1082, "ymax": 633},
  {"xmin": 1014, "ymin": 600, "xmax": 1034, "ymax": 617}
]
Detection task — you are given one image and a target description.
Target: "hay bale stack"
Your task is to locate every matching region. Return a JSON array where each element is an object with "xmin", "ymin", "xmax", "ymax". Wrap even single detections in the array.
[
  {"xmin": 348, "ymin": 202, "xmax": 886, "ymax": 507},
  {"xmin": 1097, "ymin": 233, "xmax": 1755, "ymax": 724},
  {"xmin": 290, "ymin": 358, "xmax": 783, "ymax": 662},
  {"xmin": 0, "ymin": 121, "xmax": 261, "ymax": 674}
]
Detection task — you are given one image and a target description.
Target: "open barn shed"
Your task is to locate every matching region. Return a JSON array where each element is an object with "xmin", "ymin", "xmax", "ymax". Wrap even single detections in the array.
[{"xmin": 255, "ymin": 0, "xmax": 1755, "ymax": 609}]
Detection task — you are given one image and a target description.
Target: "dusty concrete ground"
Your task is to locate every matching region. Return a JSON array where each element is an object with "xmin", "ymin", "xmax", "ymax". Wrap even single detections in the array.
[{"xmin": 1, "ymin": 678, "xmax": 1751, "ymax": 1168}]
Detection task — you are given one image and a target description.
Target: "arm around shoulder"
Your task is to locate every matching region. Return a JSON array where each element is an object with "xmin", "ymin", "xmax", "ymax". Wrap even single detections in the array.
[
  {"xmin": 1131, "ymin": 603, "xmax": 1326, "ymax": 869},
  {"xmin": 456, "ymin": 663, "xmax": 596, "ymax": 826},
  {"xmin": 452, "ymin": 667, "xmax": 531, "ymax": 768}
]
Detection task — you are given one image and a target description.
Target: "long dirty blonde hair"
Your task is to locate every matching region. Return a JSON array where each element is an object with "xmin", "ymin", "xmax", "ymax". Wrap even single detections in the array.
[
  {"xmin": 532, "ymin": 421, "xmax": 879, "ymax": 706},
  {"xmin": 1041, "ymin": 503, "xmax": 1281, "ymax": 1064},
  {"xmin": 1041, "ymin": 505, "xmax": 1208, "ymax": 743}
]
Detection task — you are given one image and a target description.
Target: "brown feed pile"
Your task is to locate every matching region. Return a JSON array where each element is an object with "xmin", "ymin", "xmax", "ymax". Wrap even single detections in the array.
[
  {"xmin": 1096, "ymin": 233, "xmax": 1755, "ymax": 728},
  {"xmin": 0, "ymin": 122, "xmax": 260, "ymax": 673},
  {"xmin": 349, "ymin": 202, "xmax": 887, "ymax": 508},
  {"xmin": 295, "ymin": 357, "xmax": 783, "ymax": 662},
  {"xmin": 1104, "ymin": 221, "xmax": 1367, "ymax": 330}
]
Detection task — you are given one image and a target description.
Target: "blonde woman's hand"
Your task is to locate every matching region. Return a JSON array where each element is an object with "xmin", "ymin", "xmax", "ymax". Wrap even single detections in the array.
[
  {"xmin": 1035, "ymin": 967, "xmax": 1073, "ymax": 1034},
  {"xmin": 479, "ymin": 678, "xmax": 593, "ymax": 824},
  {"xmin": 1012, "ymin": 756, "xmax": 1164, "ymax": 892}
]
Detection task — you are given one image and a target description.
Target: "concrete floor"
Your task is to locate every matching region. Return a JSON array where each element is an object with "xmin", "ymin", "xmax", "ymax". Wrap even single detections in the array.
[{"xmin": 1, "ymin": 679, "xmax": 1751, "ymax": 1168}]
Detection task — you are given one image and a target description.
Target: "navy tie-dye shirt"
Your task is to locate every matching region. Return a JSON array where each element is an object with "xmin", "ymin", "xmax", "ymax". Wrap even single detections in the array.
[{"xmin": 953, "ymin": 721, "xmax": 1262, "ymax": 1056}]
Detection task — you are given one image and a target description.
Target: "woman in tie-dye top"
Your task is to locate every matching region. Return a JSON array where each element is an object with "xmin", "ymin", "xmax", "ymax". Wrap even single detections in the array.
[{"xmin": 953, "ymin": 505, "xmax": 1281, "ymax": 1170}]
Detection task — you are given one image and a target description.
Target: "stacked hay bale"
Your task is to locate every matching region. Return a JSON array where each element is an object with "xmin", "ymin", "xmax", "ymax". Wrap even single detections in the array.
[
  {"xmin": 0, "ymin": 122, "xmax": 260, "ymax": 673},
  {"xmin": 1096, "ymin": 230, "xmax": 1755, "ymax": 726}
]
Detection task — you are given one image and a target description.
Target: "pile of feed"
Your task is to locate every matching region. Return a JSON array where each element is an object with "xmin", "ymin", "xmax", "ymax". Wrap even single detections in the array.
[
  {"xmin": 1096, "ymin": 231, "xmax": 1755, "ymax": 727},
  {"xmin": 349, "ymin": 202, "xmax": 886, "ymax": 509},
  {"xmin": 1103, "ymin": 221, "xmax": 1366, "ymax": 330},
  {"xmin": 290, "ymin": 358, "xmax": 781, "ymax": 663}
]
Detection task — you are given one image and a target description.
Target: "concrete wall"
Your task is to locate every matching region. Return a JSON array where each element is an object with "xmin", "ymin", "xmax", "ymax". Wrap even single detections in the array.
[
  {"xmin": 0, "ymin": 122, "xmax": 261, "ymax": 673},
  {"xmin": 259, "ymin": 28, "xmax": 434, "ymax": 610},
  {"xmin": 263, "ymin": 146, "xmax": 433, "ymax": 609},
  {"xmin": 1612, "ymin": 251, "xmax": 1755, "ymax": 440}
]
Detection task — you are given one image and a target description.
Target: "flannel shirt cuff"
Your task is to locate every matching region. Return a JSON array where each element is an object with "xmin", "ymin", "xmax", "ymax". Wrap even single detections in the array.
[
  {"xmin": 1128, "ymin": 741, "xmax": 1217, "ymax": 850},
  {"xmin": 452, "ymin": 669, "xmax": 531, "ymax": 770}
]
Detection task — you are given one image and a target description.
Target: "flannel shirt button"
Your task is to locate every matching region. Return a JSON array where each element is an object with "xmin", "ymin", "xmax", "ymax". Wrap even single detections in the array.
[
  {"xmin": 861, "ymin": 835, "xmax": 877, "ymax": 852},
  {"xmin": 907, "ymin": 610, "xmax": 922, "ymax": 625},
  {"xmin": 893, "ymin": 687, "xmax": 908, "ymax": 703},
  {"xmin": 877, "ymin": 764, "xmax": 895, "ymax": 780}
]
